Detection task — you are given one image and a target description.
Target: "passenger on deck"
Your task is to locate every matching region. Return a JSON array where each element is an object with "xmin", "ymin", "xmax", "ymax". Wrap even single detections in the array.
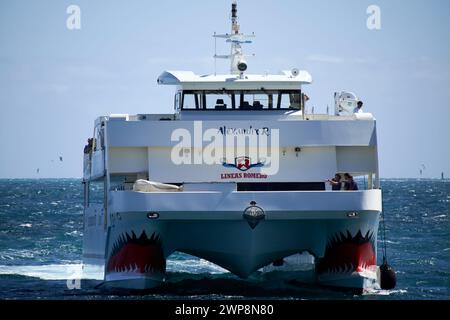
[
  {"xmin": 240, "ymin": 101, "xmax": 251, "ymax": 109},
  {"xmin": 343, "ymin": 173, "xmax": 359, "ymax": 191},
  {"xmin": 327, "ymin": 174, "xmax": 342, "ymax": 191},
  {"xmin": 215, "ymin": 99, "xmax": 227, "ymax": 110},
  {"xmin": 253, "ymin": 101, "xmax": 263, "ymax": 109},
  {"xmin": 84, "ymin": 138, "xmax": 93, "ymax": 154},
  {"xmin": 353, "ymin": 101, "xmax": 363, "ymax": 113}
]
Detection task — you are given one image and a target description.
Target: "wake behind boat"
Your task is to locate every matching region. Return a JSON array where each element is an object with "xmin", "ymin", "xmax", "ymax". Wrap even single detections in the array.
[{"xmin": 82, "ymin": 1, "xmax": 395, "ymax": 292}]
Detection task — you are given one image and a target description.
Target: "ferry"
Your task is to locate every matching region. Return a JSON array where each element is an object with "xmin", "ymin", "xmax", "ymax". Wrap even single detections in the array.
[{"xmin": 82, "ymin": 1, "xmax": 389, "ymax": 292}]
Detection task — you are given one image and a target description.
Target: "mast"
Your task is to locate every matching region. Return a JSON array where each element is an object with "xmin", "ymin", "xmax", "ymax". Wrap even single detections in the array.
[{"xmin": 214, "ymin": 1, "xmax": 255, "ymax": 76}]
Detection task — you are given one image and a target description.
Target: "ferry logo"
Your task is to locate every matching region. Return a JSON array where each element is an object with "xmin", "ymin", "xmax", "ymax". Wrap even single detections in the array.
[
  {"xmin": 236, "ymin": 156, "xmax": 250, "ymax": 171},
  {"xmin": 223, "ymin": 156, "xmax": 264, "ymax": 172}
]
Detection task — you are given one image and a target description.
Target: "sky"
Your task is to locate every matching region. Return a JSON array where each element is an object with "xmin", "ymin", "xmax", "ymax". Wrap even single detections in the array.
[{"xmin": 0, "ymin": 0, "xmax": 449, "ymax": 179}]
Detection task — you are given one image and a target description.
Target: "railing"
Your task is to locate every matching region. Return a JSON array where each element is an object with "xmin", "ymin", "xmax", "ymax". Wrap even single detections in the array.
[
  {"xmin": 83, "ymin": 153, "xmax": 91, "ymax": 180},
  {"xmin": 108, "ymin": 189, "xmax": 383, "ymax": 215},
  {"xmin": 109, "ymin": 180, "xmax": 379, "ymax": 193},
  {"xmin": 83, "ymin": 150, "xmax": 105, "ymax": 181}
]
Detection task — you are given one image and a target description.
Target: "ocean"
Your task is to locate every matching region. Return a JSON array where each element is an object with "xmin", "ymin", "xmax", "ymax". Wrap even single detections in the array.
[{"xmin": 0, "ymin": 179, "xmax": 449, "ymax": 300}]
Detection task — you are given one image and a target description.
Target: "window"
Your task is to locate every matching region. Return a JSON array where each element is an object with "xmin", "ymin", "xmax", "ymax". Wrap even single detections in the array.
[
  {"xmin": 181, "ymin": 90, "xmax": 302, "ymax": 111},
  {"xmin": 205, "ymin": 91, "xmax": 234, "ymax": 110},
  {"xmin": 182, "ymin": 91, "xmax": 200, "ymax": 110},
  {"xmin": 93, "ymin": 125, "xmax": 104, "ymax": 152},
  {"xmin": 174, "ymin": 92, "xmax": 181, "ymax": 112}
]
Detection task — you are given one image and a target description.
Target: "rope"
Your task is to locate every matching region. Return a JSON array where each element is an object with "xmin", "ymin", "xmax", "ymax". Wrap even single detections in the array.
[{"xmin": 380, "ymin": 203, "xmax": 388, "ymax": 264}]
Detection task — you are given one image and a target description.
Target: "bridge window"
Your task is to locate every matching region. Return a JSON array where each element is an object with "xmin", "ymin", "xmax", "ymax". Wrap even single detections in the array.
[{"xmin": 181, "ymin": 90, "xmax": 302, "ymax": 111}]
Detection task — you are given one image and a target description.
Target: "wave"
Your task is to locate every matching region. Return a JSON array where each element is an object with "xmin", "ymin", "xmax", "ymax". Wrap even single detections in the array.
[
  {"xmin": 167, "ymin": 258, "xmax": 228, "ymax": 274},
  {"xmin": 0, "ymin": 264, "xmax": 84, "ymax": 280},
  {"xmin": 0, "ymin": 257, "xmax": 228, "ymax": 281},
  {"xmin": 363, "ymin": 288, "xmax": 407, "ymax": 296}
]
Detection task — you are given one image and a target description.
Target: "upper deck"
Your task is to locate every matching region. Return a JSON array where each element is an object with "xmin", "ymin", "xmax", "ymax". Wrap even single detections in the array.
[
  {"xmin": 82, "ymin": 1, "xmax": 380, "ymax": 189},
  {"xmin": 157, "ymin": 70, "xmax": 312, "ymax": 90}
]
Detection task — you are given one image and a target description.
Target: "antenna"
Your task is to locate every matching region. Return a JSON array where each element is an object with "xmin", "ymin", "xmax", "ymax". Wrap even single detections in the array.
[
  {"xmin": 214, "ymin": 32, "xmax": 217, "ymax": 76},
  {"xmin": 213, "ymin": 1, "xmax": 255, "ymax": 76}
]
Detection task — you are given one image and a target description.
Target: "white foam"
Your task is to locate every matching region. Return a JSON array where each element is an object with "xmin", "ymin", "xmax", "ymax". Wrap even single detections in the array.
[
  {"xmin": 166, "ymin": 258, "xmax": 228, "ymax": 274},
  {"xmin": 363, "ymin": 288, "xmax": 407, "ymax": 296},
  {"xmin": 261, "ymin": 253, "xmax": 315, "ymax": 273},
  {"xmin": 64, "ymin": 230, "xmax": 82, "ymax": 237},
  {"xmin": 0, "ymin": 264, "xmax": 84, "ymax": 280}
]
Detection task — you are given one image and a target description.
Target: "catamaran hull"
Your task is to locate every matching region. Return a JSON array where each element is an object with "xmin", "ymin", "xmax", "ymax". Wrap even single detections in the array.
[{"xmin": 83, "ymin": 189, "xmax": 382, "ymax": 291}]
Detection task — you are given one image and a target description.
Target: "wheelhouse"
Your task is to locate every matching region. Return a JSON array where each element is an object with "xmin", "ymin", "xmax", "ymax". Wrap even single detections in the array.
[{"xmin": 178, "ymin": 89, "xmax": 302, "ymax": 111}]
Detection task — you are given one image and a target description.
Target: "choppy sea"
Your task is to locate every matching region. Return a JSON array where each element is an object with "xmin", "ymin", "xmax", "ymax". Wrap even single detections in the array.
[{"xmin": 0, "ymin": 179, "xmax": 449, "ymax": 300}]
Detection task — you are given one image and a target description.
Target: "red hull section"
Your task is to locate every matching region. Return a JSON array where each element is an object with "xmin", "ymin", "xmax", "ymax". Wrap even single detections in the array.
[
  {"xmin": 317, "ymin": 230, "xmax": 376, "ymax": 274},
  {"xmin": 107, "ymin": 231, "xmax": 165, "ymax": 274}
]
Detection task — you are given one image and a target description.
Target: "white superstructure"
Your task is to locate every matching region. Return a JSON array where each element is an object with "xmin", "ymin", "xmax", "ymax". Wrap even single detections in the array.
[{"xmin": 82, "ymin": 2, "xmax": 384, "ymax": 292}]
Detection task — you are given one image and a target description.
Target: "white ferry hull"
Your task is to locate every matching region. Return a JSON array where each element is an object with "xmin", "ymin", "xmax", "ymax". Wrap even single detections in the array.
[
  {"xmin": 104, "ymin": 274, "xmax": 164, "ymax": 290},
  {"xmin": 84, "ymin": 190, "xmax": 382, "ymax": 291},
  {"xmin": 317, "ymin": 267, "xmax": 380, "ymax": 292},
  {"xmin": 81, "ymin": 0, "xmax": 393, "ymax": 294}
]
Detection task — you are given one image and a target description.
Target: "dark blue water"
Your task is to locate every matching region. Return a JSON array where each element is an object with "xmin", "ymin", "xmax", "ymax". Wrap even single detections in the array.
[{"xmin": 0, "ymin": 179, "xmax": 449, "ymax": 300}]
